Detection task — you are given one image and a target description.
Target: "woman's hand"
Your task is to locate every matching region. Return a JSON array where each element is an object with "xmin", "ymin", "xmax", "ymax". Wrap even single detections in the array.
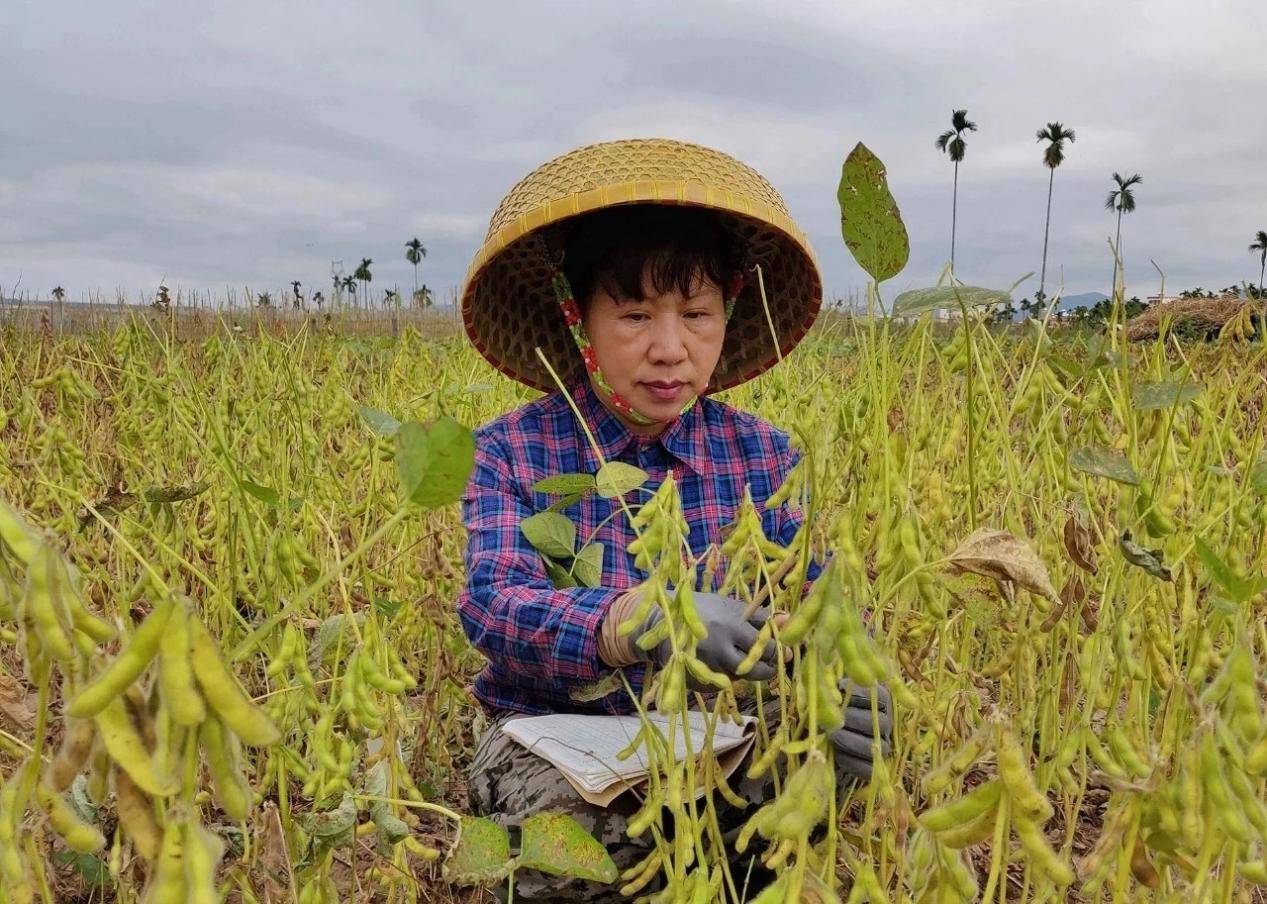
[
  {"xmin": 829, "ymin": 682, "xmax": 892, "ymax": 783},
  {"xmin": 639, "ymin": 593, "xmax": 782, "ymax": 683}
]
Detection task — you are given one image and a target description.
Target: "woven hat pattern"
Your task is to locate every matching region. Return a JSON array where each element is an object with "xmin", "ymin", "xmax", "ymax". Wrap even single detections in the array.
[{"xmin": 462, "ymin": 138, "xmax": 822, "ymax": 392}]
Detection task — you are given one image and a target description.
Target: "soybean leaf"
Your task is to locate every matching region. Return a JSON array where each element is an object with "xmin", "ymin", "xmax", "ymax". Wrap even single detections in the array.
[
  {"xmin": 53, "ymin": 851, "xmax": 110, "ymax": 886},
  {"xmin": 310, "ymin": 612, "xmax": 365, "ymax": 668},
  {"xmin": 240, "ymin": 479, "xmax": 278, "ymax": 506},
  {"xmin": 546, "ymin": 493, "xmax": 586, "ymax": 513},
  {"xmin": 892, "ymin": 286, "xmax": 1011, "ymax": 317},
  {"xmin": 945, "ymin": 528, "xmax": 1060, "ymax": 605},
  {"xmin": 572, "ymin": 543, "xmax": 605, "ymax": 588},
  {"xmin": 358, "ymin": 404, "xmax": 401, "ymax": 436},
  {"xmin": 444, "ymin": 817, "xmax": 512, "ymax": 886},
  {"xmin": 595, "ymin": 462, "xmax": 647, "ymax": 499},
  {"xmin": 1250, "ymin": 451, "xmax": 1267, "ymax": 496},
  {"xmin": 1118, "ymin": 531, "xmax": 1172, "ymax": 582},
  {"xmin": 143, "ymin": 482, "xmax": 210, "ymax": 504},
  {"xmin": 1131, "ymin": 380, "xmax": 1202, "ymax": 411},
  {"xmin": 838, "ymin": 142, "xmax": 910, "ymax": 284},
  {"xmin": 518, "ymin": 813, "xmax": 618, "ymax": 883},
  {"xmin": 533, "ymin": 473, "xmax": 596, "ymax": 495},
  {"xmin": 1193, "ymin": 538, "xmax": 1267, "ymax": 604},
  {"xmin": 521, "ymin": 511, "xmax": 576, "ymax": 559},
  {"xmin": 1069, "ymin": 445, "xmax": 1139, "ymax": 486},
  {"xmin": 303, "ymin": 793, "xmax": 357, "ymax": 842},
  {"xmin": 544, "ymin": 557, "xmax": 577, "ymax": 589},
  {"xmin": 1085, "ymin": 336, "xmax": 1124, "ymax": 370},
  {"xmin": 395, "ymin": 417, "xmax": 476, "ymax": 509}
]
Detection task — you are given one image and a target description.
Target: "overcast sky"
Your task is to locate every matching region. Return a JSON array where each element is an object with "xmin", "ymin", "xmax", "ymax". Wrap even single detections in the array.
[{"xmin": 3, "ymin": 0, "xmax": 1264, "ymax": 305}]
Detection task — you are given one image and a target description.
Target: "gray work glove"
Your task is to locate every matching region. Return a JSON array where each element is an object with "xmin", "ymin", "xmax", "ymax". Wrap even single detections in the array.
[
  {"xmin": 829, "ymin": 682, "xmax": 892, "ymax": 784},
  {"xmin": 638, "ymin": 592, "xmax": 781, "ymax": 684}
]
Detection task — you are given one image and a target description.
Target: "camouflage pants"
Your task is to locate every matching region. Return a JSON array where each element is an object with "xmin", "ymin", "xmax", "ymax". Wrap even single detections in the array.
[{"xmin": 467, "ymin": 697, "xmax": 855, "ymax": 903}]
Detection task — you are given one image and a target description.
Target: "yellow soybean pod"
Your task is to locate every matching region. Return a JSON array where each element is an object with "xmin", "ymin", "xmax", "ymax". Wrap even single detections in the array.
[
  {"xmin": 188, "ymin": 617, "xmax": 281, "ymax": 747},
  {"xmin": 92, "ymin": 695, "xmax": 177, "ymax": 797},
  {"xmin": 36, "ymin": 782, "xmax": 104, "ymax": 854},
  {"xmin": 158, "ymin": 601, "xmax": 206, "ymax": 727}
]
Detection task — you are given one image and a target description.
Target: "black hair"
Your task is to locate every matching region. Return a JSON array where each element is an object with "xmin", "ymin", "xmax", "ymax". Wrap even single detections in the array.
[{"xmin": 559, "ymin": 205, "xmax": 743, "ymax": 312}]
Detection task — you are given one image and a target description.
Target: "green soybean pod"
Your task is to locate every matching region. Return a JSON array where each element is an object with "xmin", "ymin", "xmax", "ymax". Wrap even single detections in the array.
[
  {"xmin": 68, "ymin": 599, "xmax": 174, "ymax": 719},
  {"xmin": 918, "ymin": 780, "xmax": 1003, "ymax": 834},
  {"xmin": 22, "ymin": 545, "xmax": 76, "ymax": 662},
  {"xmin": 199, "ymin": 715, "xmax": 250, "ymax": 822}
]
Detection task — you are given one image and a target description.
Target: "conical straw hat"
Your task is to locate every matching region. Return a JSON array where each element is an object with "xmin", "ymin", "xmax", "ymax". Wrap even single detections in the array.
[{"xmin": 460, "ymin": 137, "xmax": 822, "ymax": 393}]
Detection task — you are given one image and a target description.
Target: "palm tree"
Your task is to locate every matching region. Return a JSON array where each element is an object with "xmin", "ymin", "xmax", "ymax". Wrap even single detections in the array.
[
  {"xmin": 341, "ymin": 275, "xmax": 357, "ymax": 303},
  {"xmin": 1105, "ymin": 173, "xmax": 1143, "ymax": 286},
  {"xmin": 353, "ymin": 258, "xmax": 373, "ymax": 308},
  {"xmin": 291, "ymin": 280, "xmax": 303, "ymax": 310},
  {"xmin": 405, "ymin": 238, "xmax": 427, "ymax": 299},
  {"xmin": 936, "ymin": 109, "xmax": 978, "ymax": 273},
  {"xmin": 51, "ymin": 286, "xmax": 65, "ymax": 302},
  {"xmin": 1036, "ymin": 122, "xmax": 1076, "ymax": 309},
  {"xmin": 1250, "ymin": 230, "xmax": 1267, "ymax": 298}
]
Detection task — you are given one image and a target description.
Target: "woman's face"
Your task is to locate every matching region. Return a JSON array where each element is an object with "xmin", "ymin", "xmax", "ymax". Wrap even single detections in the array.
[{"xmin": 583, "ymin": 263, "xmax": 726, "ymax": 434}]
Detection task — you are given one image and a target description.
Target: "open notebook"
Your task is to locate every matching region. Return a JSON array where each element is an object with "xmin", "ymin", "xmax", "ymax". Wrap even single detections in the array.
[{"xmin": 501, "ymin": 710, "xmax": 758, "ymax": 807}]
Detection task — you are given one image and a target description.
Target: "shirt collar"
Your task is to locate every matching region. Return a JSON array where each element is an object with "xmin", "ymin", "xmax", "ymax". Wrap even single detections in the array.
[{"xmin": 569, "ymin": 379, "xmax": 710, "ymax": 477}]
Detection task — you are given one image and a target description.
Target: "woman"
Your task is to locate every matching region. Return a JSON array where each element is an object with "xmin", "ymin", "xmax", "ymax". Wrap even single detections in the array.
[{"xmin": 457, "ymin": 138, "xmax": 891, "ymax": 901}]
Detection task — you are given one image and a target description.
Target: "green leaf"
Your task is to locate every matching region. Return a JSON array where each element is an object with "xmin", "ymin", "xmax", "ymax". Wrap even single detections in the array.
[
  {"xmin": 595, "ymin": 462, "xmax": 647, "ymax": 499},
  {"xmin": 239, "ymin": 479, "xmax": 279, "ymax": 507},
  {"xmin": 1085, "ymin": 337, "xmax": 1124, "ymax": 370},
  {"xmin": 1193, "ymin": 538, "xmax": 1267, "ymax": 604},
  {"xmin": 1069, "ymin": 445, "xmax": 1139, "ymax": 485},
  {"xmin": 521, "ymin": 512, "xmax": 576, "ymax": 559},
  {"xmin": 358, "ymin": 404, "xmax": 401, "ymax": 436},
  {"xmin": 1250, "ymin": 451, "xmax": 1267, "ymax": 496},
  {"xmin": 395, "ymin": 417, "xmax": 476, "ymax": 509},
  {"xmin": 1131, "ymin": 380, "xmax": 1203, "ymax": 411},
  {"xmin": 53, "ymin": 850, "xmax": 110, "ymax": 886},
  {"xmin": 544, "ymin": 558, "xmax": 577, "ymax": 589},
  {"xmin": 837, "ymin": 142, "xmax": 910, "ymax": 284},
  {"xmin": 444, "ymin": 817, "xmax": 512, "ymax": 887},
  {"xmin": 532, "ymin": 473, "xmax": 596, "ymax": 495},
  {"xmin": 518, "ymin": 813, "xmax": 618, "ymax": 883},
  {"xmin": 546, "ymin": 493, "xmax": 586, "ymax": 513},
  {"xmin": 892, "ymin": 286, "xmax": 1011, "ymax": 317},
  {"xmin": 572, "ymin": 543, "xmax": 605, "ymax": 588},
  {"xmin": 302, "ymin": 792, "xmax": 358, "ymax": 841}
]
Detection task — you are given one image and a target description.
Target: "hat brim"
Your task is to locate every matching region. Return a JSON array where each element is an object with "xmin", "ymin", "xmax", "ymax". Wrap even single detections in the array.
[{"xmin": 461, "ymin": 143, "xmax": 822, "ymax": 393}]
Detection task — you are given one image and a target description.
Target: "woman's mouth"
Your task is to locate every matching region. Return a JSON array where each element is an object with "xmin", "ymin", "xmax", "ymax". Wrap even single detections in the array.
[{"xmin": 642, "ymin": 380, "xmax": 687, "ymax": 402}]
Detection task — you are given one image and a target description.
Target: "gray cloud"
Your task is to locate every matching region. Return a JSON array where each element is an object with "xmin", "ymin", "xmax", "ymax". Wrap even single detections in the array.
[{"xmin": 2, "ymin": 0, "xmax": 1263, "ymax": 305}]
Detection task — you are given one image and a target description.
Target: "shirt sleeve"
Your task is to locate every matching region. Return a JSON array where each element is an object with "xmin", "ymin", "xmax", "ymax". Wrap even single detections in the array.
[{"xmin": 457, "ymin": 428, "xmax": 622, "ymax": 685}]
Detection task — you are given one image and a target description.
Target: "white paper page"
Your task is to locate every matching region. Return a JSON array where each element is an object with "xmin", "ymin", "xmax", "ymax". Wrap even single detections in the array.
[{"xmin": 501, "ymin": 711, "xmax": 756, "ymax": 795}]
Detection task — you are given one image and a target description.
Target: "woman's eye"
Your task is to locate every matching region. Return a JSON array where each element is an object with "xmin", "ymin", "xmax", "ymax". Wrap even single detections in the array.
[{"xmin": 624, "ymin": 312, "xmax": 649, "ymax": 323}]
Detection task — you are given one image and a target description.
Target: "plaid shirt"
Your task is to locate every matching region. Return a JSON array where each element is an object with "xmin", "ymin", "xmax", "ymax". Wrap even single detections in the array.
[{"xmin": 458, "ymin": 378, "xmax": 811, "ymax": 716}]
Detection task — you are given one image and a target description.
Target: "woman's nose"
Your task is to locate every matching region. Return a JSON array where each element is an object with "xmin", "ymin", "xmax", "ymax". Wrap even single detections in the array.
[{"xmin": 647, "ymin": 316, "xmax": 689, "ymax": 363}]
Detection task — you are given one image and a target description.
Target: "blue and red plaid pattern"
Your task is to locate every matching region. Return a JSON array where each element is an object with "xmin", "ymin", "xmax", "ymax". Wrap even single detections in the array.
[{"xmin": 458, "ymin": 379, "xmax": 812, "ymax": 716}]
